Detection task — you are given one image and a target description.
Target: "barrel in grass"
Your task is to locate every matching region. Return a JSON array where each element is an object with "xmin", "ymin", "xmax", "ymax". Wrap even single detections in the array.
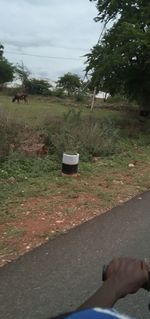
[{"xmin": 62, "ymin": 153, "xmax": 79, "ymax": 175}]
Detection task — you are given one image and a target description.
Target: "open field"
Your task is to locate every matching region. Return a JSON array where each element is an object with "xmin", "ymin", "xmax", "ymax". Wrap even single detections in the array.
[
  {"xmin": 0, "ymin": 94, "xmax": 150, "ymax": 266},
  {"xmin": 0, "ymin": 94, "xmax": 133, "ymax": 124}
]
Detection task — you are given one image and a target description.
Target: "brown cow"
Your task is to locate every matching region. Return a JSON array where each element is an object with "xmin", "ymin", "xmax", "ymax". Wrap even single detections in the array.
[{"xmin": 12, "ymin": 93, "xmax": 28, "ymax": 103}]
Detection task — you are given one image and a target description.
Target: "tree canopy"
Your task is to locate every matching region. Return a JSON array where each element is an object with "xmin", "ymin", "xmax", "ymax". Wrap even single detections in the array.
[
  {"xmin": 87, "ymin": 0, "xmax": 150, "ymax": 109},
  {"xmin": 25, "ymin": 78, "xmax": 52, "ymax": 95},
  {"xmin": 57, "ymin": 73, "xmax": 81, "ymax": 96},
  {"xmin": 15, "ymin": 62, "xmax": 30, "ymax": 88},
  {"xmin": 0, "ymin": 43, "xmax": 14, "ymax": 87}
]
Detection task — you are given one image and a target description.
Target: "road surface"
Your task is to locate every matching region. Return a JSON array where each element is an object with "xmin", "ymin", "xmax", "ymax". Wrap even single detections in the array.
[{"xmin": 0, "ymin": 191, "xmax": 150, "ymax": 319}]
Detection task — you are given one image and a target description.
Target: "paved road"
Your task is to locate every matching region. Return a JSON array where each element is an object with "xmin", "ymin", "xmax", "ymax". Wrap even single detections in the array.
[{"xmin": 0, "ymin": 191, "xmax": 150, "ymax": 319}]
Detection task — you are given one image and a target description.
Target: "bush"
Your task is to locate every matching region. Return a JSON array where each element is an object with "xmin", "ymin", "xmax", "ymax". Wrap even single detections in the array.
[
  {"xmin": 106, "ymin": 94, "xmax": 129, "ymax": 104},
  {"xmin": 0, "ymin": 152, "xmax": 59, "ymax": 179},
  {"xmin": 52, "ymin": 88, "xmax": 65, "ymax": 98},
  {"xmin": 0, "ymin": 107, "xmax": 24, "ymax": 161},
  {"xmin": 45, "ymin": 109, "xmax": 120, "ymax": 160},
  {"xmin": 74, "ymin": 93, "xmax": 86, "ymax": 102},
  {"xmin": 2, "ymin": 86, "xmax": 22, "ymax": 96},
  {"xmin": 25, "ymin": 78, "xmax": 52, "ymax": 95}
]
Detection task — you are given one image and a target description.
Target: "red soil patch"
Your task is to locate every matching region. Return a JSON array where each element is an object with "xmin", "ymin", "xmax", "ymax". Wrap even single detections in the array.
[{"xmin": 0, "ymin": 193, "xmax": 109, "ymax": 267}]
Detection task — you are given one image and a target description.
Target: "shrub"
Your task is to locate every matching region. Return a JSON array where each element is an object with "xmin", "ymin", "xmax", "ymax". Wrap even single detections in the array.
[
  {"xmin": 74, "ymin": 93, "xmax": 86, "ymax": 102},
  {"xmin": 52, "ymin": 88, "xmax": 65, "ymax": 98},
  {"xmin": 25, "ymin": 78, "xmax": 52, "ymax": 95},
  {"xmin": 2, "ymin": 86, "xmax": 22, "ymax": 96},
  {"xmin": 106, "ymin": 94, "xmax": 129, "ymax": 105},
  {"xmin": 0, "ymin": 107, "xmax": 24, "ymax": 161},
  {"xmin": 0, "ymin": 152, "xmax": 59, "ymax": 179},
  {"xmin": 46, "ymin": 109, "xmax": 120, "ymax": 160}
]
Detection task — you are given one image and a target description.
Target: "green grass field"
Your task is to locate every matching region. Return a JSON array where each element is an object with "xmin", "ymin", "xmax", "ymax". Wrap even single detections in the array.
[
  {"xmin": 0, "ymin": 94, "xmax": 68, "ymax": 125},
  {"xmin": 0, "ymin": 94, "xmax": 127, "ymax": 125},
  {"xmin": 0, "ymin": 94, "xmax": 150, "ymax": 266}
]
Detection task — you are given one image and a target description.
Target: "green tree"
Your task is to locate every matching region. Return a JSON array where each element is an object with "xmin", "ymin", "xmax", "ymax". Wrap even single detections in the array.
[
  {"xmin": 25, "ymin": 78, "xmax": 52, "ymax": 95},
  {"xmin": 15, "ymin": 62, "xmax": 30, "ymax": 89},
  {"xmin": 0, "ymin": 43, "xmax": 14, "ymax": 87},
  {"xmin": 87, "ymin": 1, "xmax": 150, "ymax": 110},
  {"xmin": 57, "ymin": 72, "xmax": 81, "ymax": 96}
]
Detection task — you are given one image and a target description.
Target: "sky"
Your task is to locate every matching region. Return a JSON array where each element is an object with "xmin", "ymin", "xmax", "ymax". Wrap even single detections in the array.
[{"xmin": 0, "ymin": 0, "xmax": 102, "ymax": 82}]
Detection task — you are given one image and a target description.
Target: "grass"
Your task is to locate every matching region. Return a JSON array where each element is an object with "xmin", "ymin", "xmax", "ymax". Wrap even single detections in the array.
[
  {"xmin": 0, "ymin": 145, "xmax": 149, "ymax": 222},
  {"xmin": 4, "ymin": 227, "xmax": 26, "ymax": 239},
  {"xmin": 0, "ymin": 94, "xmax": 126, "ymax": 126},
  {"xmin": 0, "ymin": 95, "xmax": 68, "ymax": 126},
  {"xmin": 0, "ymin": 94, "xmax": 150, "ymax": 266}
]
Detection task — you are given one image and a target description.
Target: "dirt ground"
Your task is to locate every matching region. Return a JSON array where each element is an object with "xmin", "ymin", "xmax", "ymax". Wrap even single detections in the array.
[
  {"xmin": 1, "ymin": 163, "xmax": 149, "ymax": 268},
  {"xmin": 0, "ymin": 192, "xmax": 107, "ymax": 267}
]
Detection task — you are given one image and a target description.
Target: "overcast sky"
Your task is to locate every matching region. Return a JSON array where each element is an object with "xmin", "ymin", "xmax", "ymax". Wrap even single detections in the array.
[{"xmin": 0, "ymin": 0, "xmax": 102, "ymax": 81}]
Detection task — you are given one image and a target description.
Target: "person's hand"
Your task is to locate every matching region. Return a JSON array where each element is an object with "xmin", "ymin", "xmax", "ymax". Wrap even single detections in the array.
[{"xmin": 106, "ymin": 257, "xmax": 149, "ymax": 299}]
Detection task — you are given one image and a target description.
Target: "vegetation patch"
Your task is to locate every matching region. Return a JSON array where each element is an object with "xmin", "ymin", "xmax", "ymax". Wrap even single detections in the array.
[{"xmin": 0, "ymin": 95, "xmax": 149, "ymax": 267}]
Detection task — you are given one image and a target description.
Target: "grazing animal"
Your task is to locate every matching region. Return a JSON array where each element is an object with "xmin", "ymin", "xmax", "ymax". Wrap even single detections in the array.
[{"xmin": 12, "ymin": 93, "xmax": 28, "ymax": 103}]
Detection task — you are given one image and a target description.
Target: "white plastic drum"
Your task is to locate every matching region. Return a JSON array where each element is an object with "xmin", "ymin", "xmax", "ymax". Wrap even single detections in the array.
[{"xmin": 62, "ymin": 153, "xmax": 79, "ymax": 175}]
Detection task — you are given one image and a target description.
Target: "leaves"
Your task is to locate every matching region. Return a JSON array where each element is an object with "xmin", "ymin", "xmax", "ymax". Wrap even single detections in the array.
[
  {"xmin": 25, "ymin": 78, "xmax": 52, "ymax": 95},
  {"xmin": 0, "ymin": 43, "xmax": 14, "ymax": 85},
  {"xmin": 15, "ymin": 62, "xmax": 30, "ymax": 86},
  {"xmin": 87, "ymin": 0, "xmax": 150, "ymax": 108},
  {"xmin": 56, "ymin": 73, "xmax": 81, "ymax": 96}
]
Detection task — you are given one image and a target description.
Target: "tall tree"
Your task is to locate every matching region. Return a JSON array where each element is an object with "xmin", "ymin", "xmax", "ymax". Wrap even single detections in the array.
[
  {"xmin": 87, "ymin": 1, "xmax": 150, "ymax": 110},
  {"xmin": 57, "ymin": 73, "xmax": 81, "ymax": 96},
  {"xmin": 15, "ymin": 62, "xmax": 30, "ymax": 89},
  {"xmin": 0, "ymin": 43, "xmax": 14, "ymax": 87}
]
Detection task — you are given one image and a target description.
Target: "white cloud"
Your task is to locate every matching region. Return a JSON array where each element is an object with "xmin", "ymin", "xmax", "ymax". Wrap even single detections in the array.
[{"xmin": 0, "ymin": 0, "xmax": 102, "ymax": 80}]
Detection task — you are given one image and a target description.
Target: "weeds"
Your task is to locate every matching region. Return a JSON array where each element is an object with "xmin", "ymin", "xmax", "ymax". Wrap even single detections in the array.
[
  {"xmin": 0, "ymin": 106, "xmax": 27, "ymax": 161},
  {"xmin": 0, "ymin": 153, "xmax": 59, "ymax": 180},
  {"xmin": 46, "ymin": 110, "xmax": 120, "ymax": 159},
  {"xmin": 5, "ymin": 227, "xmax": 26, "ymax": 239}
]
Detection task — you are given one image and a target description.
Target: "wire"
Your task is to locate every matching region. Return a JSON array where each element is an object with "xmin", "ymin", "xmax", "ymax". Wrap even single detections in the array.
[{"xmin": 5, "ymin": 50, "xmax": 85, "ymax": 61}]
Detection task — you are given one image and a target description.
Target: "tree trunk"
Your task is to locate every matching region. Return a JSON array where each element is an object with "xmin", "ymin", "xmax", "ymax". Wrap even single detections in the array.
[{"xmin": 91, "ymin": 88, "xmax": 96, "ymax": 110}]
